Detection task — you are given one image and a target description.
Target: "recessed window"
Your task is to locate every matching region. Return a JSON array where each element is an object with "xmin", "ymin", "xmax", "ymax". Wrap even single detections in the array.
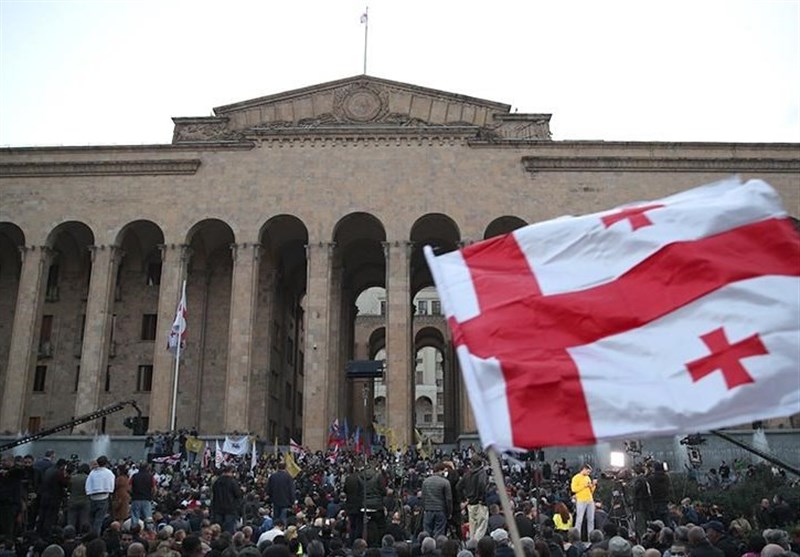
[
  {"xmin": 33, "ymin": 366, "xmax": 47, "ymax": 392},
  {"xmin": 141, "ymin": 314, "xmax": 157, "ymax": 341},
  {"xmin": 137, "ymin": 365, "xmax": 153, "ymax": 392}
]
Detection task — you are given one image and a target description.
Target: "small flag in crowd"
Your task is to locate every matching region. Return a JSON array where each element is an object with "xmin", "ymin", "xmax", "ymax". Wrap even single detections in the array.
[
  {"xmin": 214, "ymin": 440, "xmax": 225, "ymax": 469},
  {"xmin": 289, "ymin": 438, "xmax": 305, "ymax": 456},
  {"xmin": 250, "ymin": 438, "xmax": 258, "ymax": 471},
  {"xmin": 152, "ymin": 453, "xmax": 181, "ymax": 465},
  {"xmin": 167, "ymin": 281, "xmax": 187, "ymax": 355},
  {"xmin": 285, "ymin": 452, "xmax": 302, "ymax": 478},
  {"xmin": 201, "ymin": 442, "xmax": 211, "ymax": 469},
  {"xmin": 425, "ymin": 178, "xmax": 800, "ymax": 451}
]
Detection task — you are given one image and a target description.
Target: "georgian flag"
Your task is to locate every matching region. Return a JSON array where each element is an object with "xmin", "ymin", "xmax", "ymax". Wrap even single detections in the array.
[
  {"xmin": 167, "ymin": 281, "xmax": 187, "ymax": 355},
  {"xmin": 425, "ymin": 177, "xmax": 800, "ymax": 450}
]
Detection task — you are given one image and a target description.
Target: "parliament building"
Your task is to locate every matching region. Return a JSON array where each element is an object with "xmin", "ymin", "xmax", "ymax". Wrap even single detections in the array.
[{"xmin": 1, "ymin": 75, "xmax": 798, "ymax": 450}]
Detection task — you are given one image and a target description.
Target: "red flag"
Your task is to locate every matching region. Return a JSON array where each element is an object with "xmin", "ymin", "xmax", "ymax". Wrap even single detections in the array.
[
  {"xmin": 167, "ymin": 281, "xmax": 187, "ymax": 355},
  {"xmin": 425, "ymin": 178, "xmax": 800, "ymax": 450}
]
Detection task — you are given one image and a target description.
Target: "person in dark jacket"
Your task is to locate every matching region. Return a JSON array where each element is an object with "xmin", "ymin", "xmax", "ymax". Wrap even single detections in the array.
[
  {"xmin": 211, "ymin": 465, "xmax": 242, "ymax": 534},
  {"xmin": 648, "ymin": 464, "xmax": 671, "ymax": 526},
  {"xmin": 266, "ymin": 462, "xmax": 295, "ymax": 523},
  {"xmin": 344, "ymin": 465, "xmax": 365, "ymax": 543},
  {"xmin": 363, "ymin": 461, "xmax": 387, "ymax": 547},
  {"xmin": 129, "ymin": 463, "xmax": 154, "ymax": 526},
  {"xmin": 0, "ymin": 455, "xmax": 25, "ymax": 539},
  {"xmin": 421, "ymin": 462, "xmax": 452, "ymax": 538},
  {"xmin": 66, "ymin": 463, "xmax": 90, "ymax": 532},
  {"xmin": 457, "ymin": 455, "xmax": 488, "ymax": 541},
  {"xmin": 703, "ymin": 521, "xmax": 741, "ymax": 557},
  {"xmin": 36, "ymin": 459, "xmax": 68, "ymax": 536}
]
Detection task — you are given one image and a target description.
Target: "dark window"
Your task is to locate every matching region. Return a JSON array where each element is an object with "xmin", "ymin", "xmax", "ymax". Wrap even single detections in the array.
[
  {"xmin": 137, "ymin": 365, "xmax": 153, "ymax": 392},
  {"xmin": 74, "ymin": 365, "xmax": 80, "ymax": 392},
  {"xmin": 39, "ymin": 315, "xmax": 54, "ymax": 356},
  {"xmin": 285, "ymin": 382, "xmax": 292, "ymax": 409},
  {"xmin": 33, "ymin": 365, "xmax": 47, "ymax": 392},
  {"xmin": 298, "ymin": 351, "xmax": 304, "ymax": 376},
  {"xmin": 146, "ymin": 262, "xmax": 162, "ymax": 286},
  {"xmin": 297, "ymin": 392, "xmax": 303, "ymax": 415},
  {"xmin": 45, "ymin": 264, "xmax": 59, "ymax": 301},
  {"xmin": 417, "ymin": 300, "xmax": 428, "ymax": 315},
  {"xmin": 104, "ymin": 365, "xmax": 111, "ymax": 392},
  {"xmin": 28, "ymin": 416, "xmax": 42, "ymax": 433},
  {"xmin": 141, "ymin": 314, "xmax": 157, "ymax": 341},
  {"xmin": 380, "ymin": 300, "xmax": 387, "ymax": 315},
  {"xmin": 432, "ymin": 300, "xmax": 441, "ymax": 315}
]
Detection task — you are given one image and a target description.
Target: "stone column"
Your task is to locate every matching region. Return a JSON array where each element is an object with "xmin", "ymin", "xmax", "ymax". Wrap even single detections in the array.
[
  {"xmin": 74, "ymin": 245, "xmax": 122, "ymax": 430},
  {"xmin": 302, "ymin": 242, "xmax": 334, "ymax": 450},
  {"xmin": 224, "ymin": 242, "xmax": 261, "ymax": 432},
  {"xmin": 0, "ymin": 246, "xmax": 50, "ymax": 432},
  {"xmin": 327, "ymin": 258, "xmax": 343, "ymax": 425},
  {"xmin": 149, "ymin": 244, "xmax": 190, "ymax": 431},
  {"xmin": 385, "ymin": 240, "xmax": 413, "ymax": 448}
]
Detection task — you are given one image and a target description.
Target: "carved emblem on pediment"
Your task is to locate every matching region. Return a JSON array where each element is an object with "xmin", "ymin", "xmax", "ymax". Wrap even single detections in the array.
[
  {"xmin": 173, "ymin": 121, "xmax": 244, "ymax": 142},
  {"xmin": 334, "ymin": 83, "xmax": 388, "ymax": 122}
]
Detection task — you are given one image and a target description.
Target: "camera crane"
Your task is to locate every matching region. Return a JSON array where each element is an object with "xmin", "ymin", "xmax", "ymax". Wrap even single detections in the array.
[{"xmin": 0, "ymin": 399, "xmax": 143, "ymax": 453}]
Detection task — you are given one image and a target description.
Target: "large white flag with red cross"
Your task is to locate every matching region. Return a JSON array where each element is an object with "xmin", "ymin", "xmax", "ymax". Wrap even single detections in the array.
[{"xmin": 424, "ymin": 178, "xmax": 800, "ymax": 450}]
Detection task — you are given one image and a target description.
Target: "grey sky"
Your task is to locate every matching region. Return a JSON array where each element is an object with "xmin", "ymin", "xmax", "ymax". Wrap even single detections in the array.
[{"xmin": 1, "ymin": 0, "xmax": 798, "ymax": 147}]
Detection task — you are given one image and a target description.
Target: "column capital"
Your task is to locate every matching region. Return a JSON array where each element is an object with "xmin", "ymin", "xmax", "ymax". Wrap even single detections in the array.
[
  {"xmin": 304, "ymin": 241, "xmax": 336, "ymax": 257},
  {"xmin": 87, "ymin": 244, "xmax": 122, "ymax": 262},
  {"xmin": 230, "ymin": 242, "xmax": 262, "ymax": 262},
  {"xmin": 382, "ymin": 240, "xmax": 414, "ymax": 258},
  {"xmin": 157, "ymin": 243, "xmax": 192, "ymax": 262}
]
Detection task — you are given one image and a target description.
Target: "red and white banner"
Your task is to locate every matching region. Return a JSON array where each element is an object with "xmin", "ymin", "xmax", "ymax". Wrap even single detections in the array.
[
  {"xmin": 167, "ymin": 281, "xmax": 187, "ymax": 355},
  {"xmin": 425, "ymin": 178, "xmax": 800, "ymax": 450}
]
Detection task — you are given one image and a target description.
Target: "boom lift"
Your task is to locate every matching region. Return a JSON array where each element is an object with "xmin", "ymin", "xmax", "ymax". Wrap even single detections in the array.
[{"xmin": 0, "ymin": 400, "xmax": 144, "ymax": 453}]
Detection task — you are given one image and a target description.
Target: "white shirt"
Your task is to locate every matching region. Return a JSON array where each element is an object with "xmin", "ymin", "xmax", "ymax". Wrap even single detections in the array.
[
  {"xmin": 85, "ymin": 466, "xmax": 116, "ymax": 498},
  {"xmin": 257, "ymin": 527, "xmax": 284, "ymax": 546}
]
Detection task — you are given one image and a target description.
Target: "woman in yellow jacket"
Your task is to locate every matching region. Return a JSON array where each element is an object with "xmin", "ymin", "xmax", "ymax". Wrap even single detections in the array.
[{"xmin": 553, "ymin": 501, "xmax": 574, "ymax": 535}]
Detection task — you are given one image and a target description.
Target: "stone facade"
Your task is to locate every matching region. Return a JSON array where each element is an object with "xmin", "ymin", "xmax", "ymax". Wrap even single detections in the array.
[{"xmin": 1, "ymin": 75, "xmax": 798, "ymax": 450}]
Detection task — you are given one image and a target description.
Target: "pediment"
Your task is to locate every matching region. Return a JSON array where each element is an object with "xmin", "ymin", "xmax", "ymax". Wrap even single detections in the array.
[{"xmin": 171, "ymin": 75, "xmax": 551, "ymax": 143}]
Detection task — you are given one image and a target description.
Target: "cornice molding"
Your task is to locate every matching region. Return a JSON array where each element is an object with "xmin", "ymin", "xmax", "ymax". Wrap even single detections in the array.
[
  {"xmin": 0, "ymin": 142, "xmax": 252, "ymax": 155},
  {"xmin": 0, "ymin": 159, "xmax": 202, "ymax": 178},
  {"xmin": 522, "ymin": 156, "xmax": 800, "ymax": 174}
]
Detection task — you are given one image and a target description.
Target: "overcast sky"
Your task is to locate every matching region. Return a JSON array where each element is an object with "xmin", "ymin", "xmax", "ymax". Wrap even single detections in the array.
[{"xmin": 1, "ymin": 0, "xmax": 798, "ymax": 147}]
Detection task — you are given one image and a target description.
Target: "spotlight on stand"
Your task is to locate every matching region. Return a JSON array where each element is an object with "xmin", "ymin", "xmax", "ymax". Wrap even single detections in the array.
[{"xmin": 610, "ymin": 451, "xmax": 626, "ymax": 469}]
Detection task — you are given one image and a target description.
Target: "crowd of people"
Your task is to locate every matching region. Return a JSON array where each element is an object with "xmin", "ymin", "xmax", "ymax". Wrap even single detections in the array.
[{"xmin": 0, "ymin": 444, "xmax": 797, "ymax": 557}]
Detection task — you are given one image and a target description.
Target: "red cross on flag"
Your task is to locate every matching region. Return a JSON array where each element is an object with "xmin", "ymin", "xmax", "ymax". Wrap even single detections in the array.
[{"xmin": 425, "ymin": 178, "xmax": 800, "ymax": 450}]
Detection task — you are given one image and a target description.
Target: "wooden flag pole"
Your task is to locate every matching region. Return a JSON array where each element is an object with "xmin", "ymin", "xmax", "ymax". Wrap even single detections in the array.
[{"xmin": 488, "ymin": 446, "xmax": 525, "ymax": 557}]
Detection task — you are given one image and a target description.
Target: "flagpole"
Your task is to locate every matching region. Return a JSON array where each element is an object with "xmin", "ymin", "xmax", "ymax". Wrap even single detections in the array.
[
  {"xmin": 488, "ymin": 446, "xmax": 525, "ymax": 557},
  {"xmin": 362, "ymin": 6, "xmax": 369, "ymax": 74},
  {"xmin": 169, "ymin": 279, "xmax": 186, "ymax": 432}
]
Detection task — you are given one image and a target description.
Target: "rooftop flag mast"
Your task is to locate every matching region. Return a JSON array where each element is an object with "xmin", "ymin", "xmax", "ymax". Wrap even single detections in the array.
[{"xmin": 361, "ymin": 7, "xmax": 369, "ymax": 74}]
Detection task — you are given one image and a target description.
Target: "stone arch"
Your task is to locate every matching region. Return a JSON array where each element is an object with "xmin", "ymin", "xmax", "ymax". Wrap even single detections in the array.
[
  {"xmin": 253, "ymin": 214, "xmax": 310, "ymax": 440},
  {"xmin": 30, "ymin": 221, "xmax": 96, "ymax": 429},
  {"xmin": 333, "ymin": 212, "xmax": 387, "ymax": 294},
  {"xmin": 409, "ymin": 213, "xmax": 461, "ymax": 296},
  {"xmin": 329, "ymin": 213, "xmax": 387, "ymax": 433},
  {"xmin": 0, "ymin": 223, "xmax": 25, "ymax": 278},
  {"xmin": 181, "ymin": 218, "xmax": 236, "ymax": 432},
  {"xmin": 0, "ymin": 223, "xmax": 26, "ymax": 403},
  {"xmin": 415, "ymin": 395, "xmax": 434, "ymax": 427},
  {"xmin": 484, "ymin": 215, "xmax": 528, "ymax": 239},
  {"xmin": 367, "ymin": 325, "xmax": 386, "ymax": 358}
]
